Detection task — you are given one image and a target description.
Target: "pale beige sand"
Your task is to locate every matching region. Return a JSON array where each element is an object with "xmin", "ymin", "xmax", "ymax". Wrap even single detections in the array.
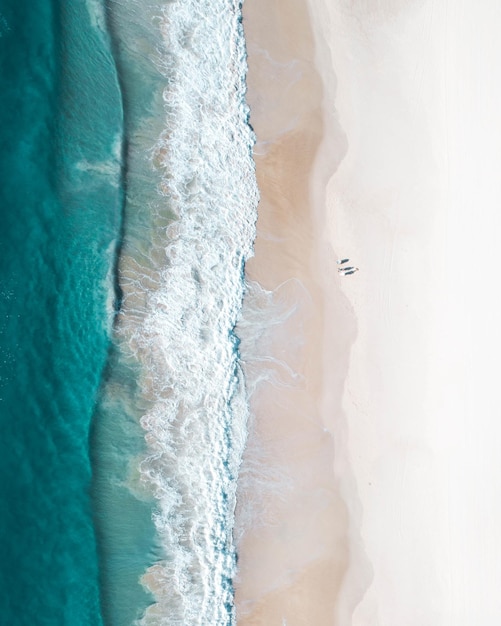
[
  {"xmin": 238, "ymin": 0, "xmax": 501, "ymax": 624},
  {"xmin": 308, "ymin": 0, "xmax": 501, "ymax": 624},
  {"xmin": 234, "ymin": 0, "xmax": 363, "ymax": 624}
]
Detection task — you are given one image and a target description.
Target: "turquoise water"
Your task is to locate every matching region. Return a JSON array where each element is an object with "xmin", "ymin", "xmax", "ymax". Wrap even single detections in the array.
[
  {"xmin": 0, "ymin": 0, "xmax": 258, "ymax": 623},
  {"xmin": 0, "ymin": 0, "xmax": 123, "ymax": 623},
  {"xmin": 89, "ymin": 3, "xmax": 165, "ymax": 624}
]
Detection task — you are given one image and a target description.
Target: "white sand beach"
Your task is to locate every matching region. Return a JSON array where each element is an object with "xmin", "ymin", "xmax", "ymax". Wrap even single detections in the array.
[{"xmin": 237, "ymin": 0, "xmax": 501, "ymax": 624}]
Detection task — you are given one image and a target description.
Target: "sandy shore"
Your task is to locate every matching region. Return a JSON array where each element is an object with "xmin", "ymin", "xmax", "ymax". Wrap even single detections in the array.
[
  {"xmin": 313, "ymin": 0, "xmax": 501, "ymax": 622},
  {"xmin": 234, "ymin": 0, "xmax": 361, "ymax": 624},
  {"xmin": 237, "ymin": 0, "xmax": 501, "ymax": 624}
]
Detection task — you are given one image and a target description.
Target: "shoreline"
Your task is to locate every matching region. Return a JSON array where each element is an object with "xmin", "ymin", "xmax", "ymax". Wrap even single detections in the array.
[
  {"xmin": 95, "ymin": 2, "xmax": 260, "ymax": 623},
  {"xmin": 235, "ymin": 0, "xmax": 362, "ymax": 622}
]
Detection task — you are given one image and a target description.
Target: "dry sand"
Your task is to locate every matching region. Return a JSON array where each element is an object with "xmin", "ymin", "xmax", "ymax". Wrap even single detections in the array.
[{"xmin": 308, "ymin": 0, "xmax": 501, "ymax": 623}]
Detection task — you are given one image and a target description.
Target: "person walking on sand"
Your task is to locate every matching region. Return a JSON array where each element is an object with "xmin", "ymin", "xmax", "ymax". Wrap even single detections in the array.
[
  {"xmin": 339, "ymin": 267, "xmax": 359, "ymax": 276},
  {"xmin": 338, "ymin": 266, "xmax": 355, "ymax": 273}
]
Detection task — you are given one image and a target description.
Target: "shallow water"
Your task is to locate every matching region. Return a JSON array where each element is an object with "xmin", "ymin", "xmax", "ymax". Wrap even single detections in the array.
[{"xmin": 93, "ymin": 0, "xmax": 259, "ymax": 624}]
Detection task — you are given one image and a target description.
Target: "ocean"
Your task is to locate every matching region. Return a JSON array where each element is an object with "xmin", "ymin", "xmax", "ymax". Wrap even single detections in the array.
[{"xmin": 0, "ymin": 0, "xmax": 257, "ymax": 624}]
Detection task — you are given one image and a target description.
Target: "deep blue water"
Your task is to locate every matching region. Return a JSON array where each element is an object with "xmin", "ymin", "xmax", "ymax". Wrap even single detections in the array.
[{"xmin": 0, "ymin": 0, "xmax": 123, "ymax": 623}]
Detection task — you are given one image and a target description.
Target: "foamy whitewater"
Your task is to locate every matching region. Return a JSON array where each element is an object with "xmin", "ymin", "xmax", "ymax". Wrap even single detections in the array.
[{"xmin": 107, "ymin": 0, "xmax": 259, "ymax": 623}]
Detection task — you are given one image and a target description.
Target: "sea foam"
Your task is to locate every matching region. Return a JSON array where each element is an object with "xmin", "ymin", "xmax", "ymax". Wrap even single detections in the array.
[{"xmin": 111, "ymin": 1, "xmax": 258, "ymax": 623}]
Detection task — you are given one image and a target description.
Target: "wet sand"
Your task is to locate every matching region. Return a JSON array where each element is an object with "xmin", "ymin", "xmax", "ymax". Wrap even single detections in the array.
[{"xmin": 234, "ymin": 0, "xmax": 360, "ymax": 623}]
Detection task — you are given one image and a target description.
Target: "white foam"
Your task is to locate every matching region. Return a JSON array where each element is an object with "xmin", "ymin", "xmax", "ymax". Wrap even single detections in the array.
[
  {"xmin": 113, "ymin": 1, "xmax": 258, "ymax": 623},
  {"xmin": 233, "ymin": 279, "xmax": 314, "ymax": 541}
]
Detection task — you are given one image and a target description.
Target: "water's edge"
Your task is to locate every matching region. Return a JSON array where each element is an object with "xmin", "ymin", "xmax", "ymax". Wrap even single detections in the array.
[{"xmin": 92, "ymin": 1, "xmax": 259, "ymax": 624}]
